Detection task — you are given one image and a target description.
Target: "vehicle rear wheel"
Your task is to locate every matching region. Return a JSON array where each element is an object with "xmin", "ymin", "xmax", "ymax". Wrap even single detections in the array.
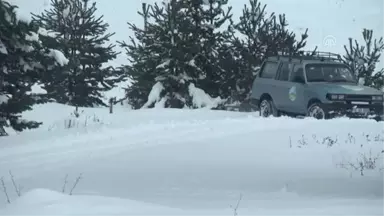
[
  {"xmin": 307, "ymin": 103, "xmax": 327, "ymax": 120},
  {"xmin": 259, "ymin": 99, "xmax": 279, "ymax": 117}
]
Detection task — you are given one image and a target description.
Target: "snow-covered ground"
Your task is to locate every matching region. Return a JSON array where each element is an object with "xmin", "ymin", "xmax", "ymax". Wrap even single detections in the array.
[
  {"xmin": 1, "ymin": 187, "xmax": 381, "ymax": 215},
  {"xmin": 0, "ymin": 103, "xmax": 383, "ymax": 215}
]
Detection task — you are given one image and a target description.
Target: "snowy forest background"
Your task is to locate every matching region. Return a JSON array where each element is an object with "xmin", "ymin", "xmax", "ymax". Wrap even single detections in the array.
[{"xmin": 0, "ymin": 0, "xmax": 383, "ymax": 135}]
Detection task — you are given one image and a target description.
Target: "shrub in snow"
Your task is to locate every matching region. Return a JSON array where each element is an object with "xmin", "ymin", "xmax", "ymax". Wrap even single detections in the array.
[
  {"xmin": 31, "ymin": 0, "xmax": 126, "ymax": 110},
  {"xmin": 0, "ymin": 0, "xmax": 68, "ymax": 136}
]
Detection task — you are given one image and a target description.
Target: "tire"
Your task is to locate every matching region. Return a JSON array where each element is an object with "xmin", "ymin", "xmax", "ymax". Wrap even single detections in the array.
[
  {"xmin": 307, "ymin": 103, "xmax": 328, "ymax": 120},
  {"xmin": 259, "ymin": 98, "xmax": 279, "ymax": 117}
]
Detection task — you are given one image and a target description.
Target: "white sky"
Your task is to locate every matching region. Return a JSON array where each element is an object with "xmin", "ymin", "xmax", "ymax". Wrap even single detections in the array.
[{"xmin": 8, "ymin": 0, "xmax": 384, "ymax": 69}]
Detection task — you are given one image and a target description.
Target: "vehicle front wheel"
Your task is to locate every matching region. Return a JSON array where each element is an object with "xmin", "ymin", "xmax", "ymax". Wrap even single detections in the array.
[
  {"xmin": 259, "ymin": 99, "xmax": 279, "ymax": 117},
  {"xmin": 307, "ymin": 103, "xmax": 327, "ymax": 120}
]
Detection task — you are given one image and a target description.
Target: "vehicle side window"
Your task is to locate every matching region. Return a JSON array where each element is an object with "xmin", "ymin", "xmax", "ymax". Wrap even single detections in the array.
[
  {"xmin": 277, "ymin": 62, "xmax": 292, "ymax": 81},
  {"xmin": 260, "ymin": 61, "xmax": 279, "ymax": 79},
  {"xmin": 289, "ymin": 65, "xmax": 305, "ymax": 83}
]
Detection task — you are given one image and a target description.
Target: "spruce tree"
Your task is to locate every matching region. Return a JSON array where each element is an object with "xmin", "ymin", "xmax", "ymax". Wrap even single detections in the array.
[
  {"xmin": 121, "ymin": 0, "xmax": 235, "ymax": 109},
  {"xmin": 342, "ymin": 29, "xmax": 384, "ymax": 90},
  {"xmin": 32, "ymin": 0, "xmax": 125, "ymax": 110},
  {"xmin": 121, "ymin": 0, "xmax": 199, "ymax": 109},
  {"xmin": 0, "ymin": 0, "xmax": 67, "ymax": 136},
  {"xmin": 118, "ymin": 3, "xmax": 160, "ymax": 109},
  {"xmin": 186, "ymin": 0, "xmax": 235, "ymax": 104},
  {"xmin": 143, "ymin": 0, "xmax": 197, "ymax": 108},
  {"xmin": 231, "ymin": 0, "xmax": 308, "ymax": 103}
]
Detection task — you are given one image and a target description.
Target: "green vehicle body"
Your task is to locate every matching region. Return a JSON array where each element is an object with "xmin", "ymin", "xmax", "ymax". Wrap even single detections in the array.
[{"xmin": 249, "ymin": 52, "xmax": 384, "ymax": 120}]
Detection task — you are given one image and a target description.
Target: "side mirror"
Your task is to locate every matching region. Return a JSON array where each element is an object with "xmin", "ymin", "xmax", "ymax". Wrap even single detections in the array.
[{"xmin": 293, "ymin": 75, "xmax": 305, "ymax": 84}]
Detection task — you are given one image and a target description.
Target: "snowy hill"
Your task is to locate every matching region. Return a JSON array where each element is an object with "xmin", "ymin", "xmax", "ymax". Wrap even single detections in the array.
[{"xmin": 0, "ymin": 103, "xmax": 383, "ymax": 215}]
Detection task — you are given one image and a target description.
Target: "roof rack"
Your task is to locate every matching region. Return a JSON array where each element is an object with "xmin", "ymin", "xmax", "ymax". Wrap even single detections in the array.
[{"xmin": 270, "ymin": 51, "xmax": 343, "ymax": 62}]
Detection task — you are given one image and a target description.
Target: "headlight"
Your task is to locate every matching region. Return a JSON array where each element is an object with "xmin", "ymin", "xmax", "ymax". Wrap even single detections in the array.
[
  {"xmin": 327, "ymin": 94, "xmax": 345, "ymax": 100},
  {"xmin": 372, "ymin": 95, "xmax": 383, "ymax": 101}
]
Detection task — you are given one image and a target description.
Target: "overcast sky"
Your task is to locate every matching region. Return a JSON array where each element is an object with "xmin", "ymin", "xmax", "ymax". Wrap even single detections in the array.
[{"xmin": 9, "ymin": 0, "xmax": 384, "ymax": 68}]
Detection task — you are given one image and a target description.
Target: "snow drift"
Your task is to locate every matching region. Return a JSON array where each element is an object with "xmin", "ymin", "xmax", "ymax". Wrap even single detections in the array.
[
  {"xmin": 0, "ymin": 187, "xmax": 381, "ymax": 215},
  {"xmin": 0, "ymin": 103, "xmax": 382, "ymax": 215}
]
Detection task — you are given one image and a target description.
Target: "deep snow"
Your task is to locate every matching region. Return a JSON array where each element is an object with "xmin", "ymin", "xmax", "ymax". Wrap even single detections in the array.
[
  {"xmin": 0, "ymin": 103, "xmax": 383, "ymax": 215},
  {"xmin": 0, "ymin": 188, "xmax": 381, "ymax": 215}
]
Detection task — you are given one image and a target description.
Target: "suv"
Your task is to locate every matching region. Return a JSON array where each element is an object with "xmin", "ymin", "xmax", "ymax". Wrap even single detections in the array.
[{"xmin": 248, "ymin": 51, "xmax": 384, "ymax": 120}]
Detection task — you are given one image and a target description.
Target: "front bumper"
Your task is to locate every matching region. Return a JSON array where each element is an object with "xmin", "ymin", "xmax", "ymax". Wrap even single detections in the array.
[{"xmin": 322, "ymin": 102, "xmax": 383, "ymax": 120}]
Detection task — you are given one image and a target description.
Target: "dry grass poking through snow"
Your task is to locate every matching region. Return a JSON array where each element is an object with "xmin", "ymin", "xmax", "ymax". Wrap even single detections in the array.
[
  {"xmin": 1, "ymin": 172, "xmax": 83, "ymax": 204},
  {"xmin": 47, "ymin": 109, "xmax": 104, "ymax": 131},
  {"xmin": 290, "ymin": 132, "xmax": 384, "ymax": 176}
]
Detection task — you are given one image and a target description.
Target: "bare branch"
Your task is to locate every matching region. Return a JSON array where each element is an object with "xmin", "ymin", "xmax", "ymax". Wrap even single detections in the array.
[
  {"xmin": 62, "ymin": 174, "xmax": 68, "ymax": 193},
  {"xmin": 0, "ymin": 177, "xmax": 10, "ymax": 204},
  {"xmin": 69, "ymin": 173, "xmax": 83, "ymax": 195},
  {"xmin": 9, "ymin": 171, "xmax": 22, "ymax": 197},
  {"xmin": 230, "ymin": 193, "xmax": 242, "ymax": 216}
]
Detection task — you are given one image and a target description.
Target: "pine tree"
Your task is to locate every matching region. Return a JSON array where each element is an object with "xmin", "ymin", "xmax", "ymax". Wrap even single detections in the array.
[
  {"xmin": 118, "ymin": 3, "xmax": 160, "ymax": 109},
  {"xmin": 120, "ymin": 0, "xmax": 198, "ymax": 109},
  {"xmin": 121, "ymin": 0, "xmax": 235, "ymax": 109},
  {"xmin": 0, "ymin": 0, "xmax": 67, "ymax": 136},
  {"xmin": 186, "ymin": 0, "xmax": 235, "ymax": 104},
  {"xmin": 230, "ymin": 0, "xmax": 308, "ymax": 103},
  {"xmin": 342, "ymin": 29, "xmax": 384, "ymax": 90},
  {"xmin": 32, "ymin": 0, "xmax": 125, "ymax": 111},
  {"xmin": 141, "ymin": 0, "xmax": 197, "ymax": 108}
]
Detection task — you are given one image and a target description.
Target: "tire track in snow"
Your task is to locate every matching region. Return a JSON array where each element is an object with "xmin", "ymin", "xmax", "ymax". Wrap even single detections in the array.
[{"xmin": 0, "ymin": 117, "xmax": 307, "ymax": 178}]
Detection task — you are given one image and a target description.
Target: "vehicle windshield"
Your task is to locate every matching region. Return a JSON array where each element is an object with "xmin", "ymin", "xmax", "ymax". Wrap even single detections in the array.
[{"xmin": 305, "ymin": 64, "xmax": 356, "ymax": 83}]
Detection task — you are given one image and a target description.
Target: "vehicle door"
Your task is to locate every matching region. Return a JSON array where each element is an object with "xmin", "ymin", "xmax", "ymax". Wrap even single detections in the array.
[
  {"xmin": 251, "ymin": 61, "xmax": 280, "ymax": 102},
  {"xmin": 285, "ymin": 64, "xmax": 307, "ymax": 114},
  {"xmin": 273, "ymin": 61, "xmax": 293, "ymax": 112}
]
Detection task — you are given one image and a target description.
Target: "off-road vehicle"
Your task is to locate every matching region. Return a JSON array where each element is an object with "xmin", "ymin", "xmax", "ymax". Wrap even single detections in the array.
[{"xmin": 247, "ymin": 51, "xmax": 384, "ymax": 120}]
